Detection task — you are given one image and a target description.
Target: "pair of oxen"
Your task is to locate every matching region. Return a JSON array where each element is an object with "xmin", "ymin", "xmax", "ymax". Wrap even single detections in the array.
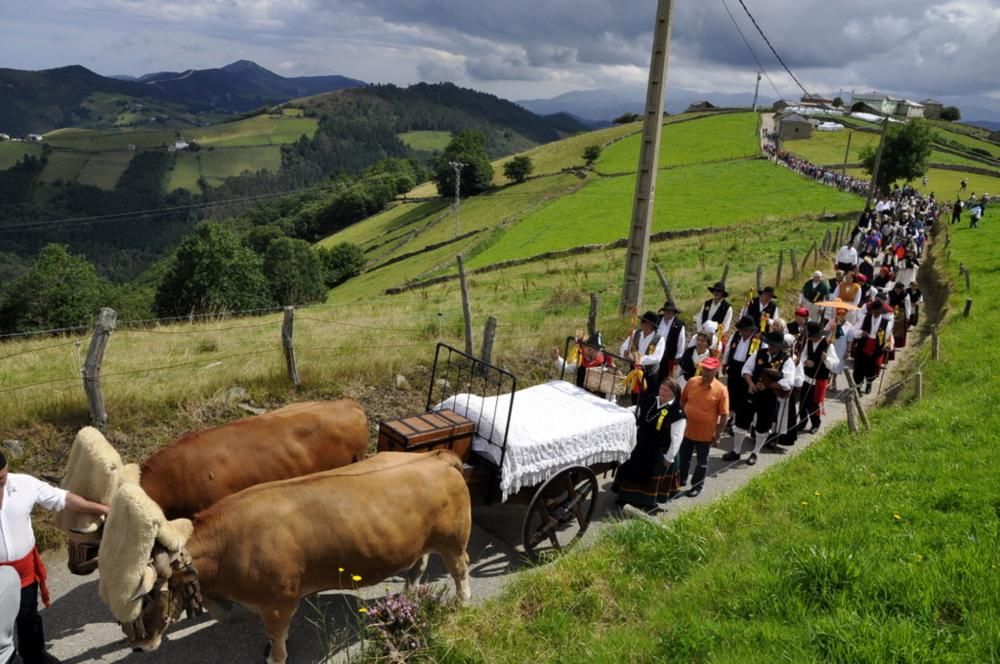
[{"xmin": 58, "ymin": 400, "xmax": 471, "ymax": 664}]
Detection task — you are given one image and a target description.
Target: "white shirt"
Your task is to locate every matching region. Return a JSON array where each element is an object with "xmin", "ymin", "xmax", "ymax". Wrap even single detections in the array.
[
  {"xmin": 0, "ymin": 473, "xmax": 68, "ymax": 562},
  {"xmin": 850, "ymin": 314, "xmax": 891, "ymax": 340},
  {"xmin": 835, "ymin": 246, "xmax": 859, "ymax": 266},
  {"xmin": 723, "ymin": 333, "xmax": 755, "ymax": 364},
  {"xmin": 620, "ymin": 330, "xmax": 666, "ymax": 368},
  {"xmin": 0, "ymin": 566, "xmax": 18, "ymax": 663},
  {"xmin": 697, "ymin": 300, "xmax": 733, "ymax": 335},
  {"xmin": 655, "ymin": 316, "xmax": 686, "ymax": 360}
]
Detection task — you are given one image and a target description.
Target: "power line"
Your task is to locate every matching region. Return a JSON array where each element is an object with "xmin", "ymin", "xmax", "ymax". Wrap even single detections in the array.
[
  {"xmin": 733, "ymin": 0, "xmax": 813, "ymax": 99},
  {"xmin": 719, "ymin": 0, "xmax": 786, "ymax": 101}
]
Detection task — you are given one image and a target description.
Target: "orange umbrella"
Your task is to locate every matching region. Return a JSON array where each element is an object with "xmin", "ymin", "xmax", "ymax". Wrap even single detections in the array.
[{"xmin": 813, "ymin": 299, "xmax": 862, "ymax": 311}]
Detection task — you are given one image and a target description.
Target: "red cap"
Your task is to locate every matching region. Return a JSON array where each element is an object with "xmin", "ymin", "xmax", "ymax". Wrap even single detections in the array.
[
  {"xmin": 795, "ymin": 306, "xmax": 809, "ymax": 318},
  {"xmin": 700, "ymin": 357, "xmax": 721, "ymax": 370}
]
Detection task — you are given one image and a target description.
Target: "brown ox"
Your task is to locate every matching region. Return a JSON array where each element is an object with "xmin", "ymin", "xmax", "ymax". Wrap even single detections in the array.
[
  {"xmin": 61, "ymin": 400, "xmax": 368, "ymax": 574},
  {"xmin": 100, "ymin": 450, "xmax": 471, "ymax": 664}
]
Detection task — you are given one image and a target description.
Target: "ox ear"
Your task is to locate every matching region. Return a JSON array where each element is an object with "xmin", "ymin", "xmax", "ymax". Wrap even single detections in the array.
[{"xmin": 156, "ymin": 519, "xmax": 194, "ymax": 553}]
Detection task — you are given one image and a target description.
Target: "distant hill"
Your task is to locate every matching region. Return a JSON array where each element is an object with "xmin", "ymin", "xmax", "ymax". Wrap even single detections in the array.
[
  {"xmin": 967, "ymin": 120, "xmax": 1000, "ymax": 132},
  {"xmin": 0, "ymin": 61, "xmax": 365, "ymax": 135},
  {"xmin": 517, "ymin": 86, "xmax": 771, "ymax": 122}
]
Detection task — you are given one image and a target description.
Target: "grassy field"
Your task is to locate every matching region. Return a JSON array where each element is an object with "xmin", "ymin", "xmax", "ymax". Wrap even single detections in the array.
[
  {"xmin": 468, "ymin": 160, "xmax": 861, "ymax": 268},
  {"xmin": 426, "ymin": 207, "xmax": 1000, "ymax": 664},
  {"xmin": 783, "ymin": 129, "xmax": 880, "ymax": 165},
  {"xmin": 167, "ymin": 145, "xmax": 283, "ymax": 190},
  {"xmin": 595, "ymin": 112, "xmax": 760, "ymax": 173},
  {"xmin": 75, "ymin": 151, "xmax": 136, "ymax": 189},
  {"xmin": 398, "ymin": 130, "xmax": 453, "ymax": 152},
  {"xmin": 931, "ymin": 125, "xmax": 1000, "ymax": 160},
  {"xmin": 38, "ymin": 151, "xmax": 91, "ymax": 183},
  {"xmin": 0, "ymin": 141, "xmax": 42, "ymax": 168},
  {"xmin": 184, "ymin": 114, "xmax": 318, "ymax": 147},
  {"xmin": 44, "ymin": 128, "xmax": 176, "ymax": 151}
]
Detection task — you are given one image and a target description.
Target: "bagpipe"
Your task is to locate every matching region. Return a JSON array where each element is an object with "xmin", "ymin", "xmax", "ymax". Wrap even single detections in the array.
[{"xmin": 759, "ymin": 367, "xmax": 792, "ymax": 398}]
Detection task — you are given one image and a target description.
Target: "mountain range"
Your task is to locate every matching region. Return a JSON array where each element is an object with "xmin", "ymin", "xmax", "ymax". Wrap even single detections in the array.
[{"xmin": 0, "ymin": 60, "xmax": 365, "ymax": 135}]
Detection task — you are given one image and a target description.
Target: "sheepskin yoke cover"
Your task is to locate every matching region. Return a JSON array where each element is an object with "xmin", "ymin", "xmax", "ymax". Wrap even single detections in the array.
[{"xmin": 57, "ymin": 427, "xmax": 141, "ymax": 534}]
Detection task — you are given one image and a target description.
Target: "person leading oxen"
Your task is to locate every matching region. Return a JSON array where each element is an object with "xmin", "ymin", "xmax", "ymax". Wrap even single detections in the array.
[
  {"xmin": 0, "ymin": 452, "xmax": 109, "ymax": 664},
  {"xmin": 723, "ymin": 332, "xmax": 795, "ymax": 466}
]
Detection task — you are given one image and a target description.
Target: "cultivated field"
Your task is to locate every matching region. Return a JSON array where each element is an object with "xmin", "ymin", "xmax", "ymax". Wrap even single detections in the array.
[
  {"xmin": 0, "ymin": 141, "xmax": 42, "ymax": 168},
  {"xmin": 398, "ymin": 130, "xmax": 452, "ymax": 152},
  {"xmin": 167, "ymin": 145, "xmax": 283, "ymax": 190},
  {"xmin": 184, "ymin": 113, "xmax": 318, "ymax": 147}
]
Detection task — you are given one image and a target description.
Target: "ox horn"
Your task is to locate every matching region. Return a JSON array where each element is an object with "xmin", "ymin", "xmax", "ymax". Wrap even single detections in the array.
[
  {"xmin": 128, "ymin": 565, "xmax": 157, "ymax": 603},
  {"xmin": 153, "ymin": 551, "xmax": 173, "ymax": 579},
  {"xmin": 68, "ymin": 514, "xmax": 106, "ymax": 535}
]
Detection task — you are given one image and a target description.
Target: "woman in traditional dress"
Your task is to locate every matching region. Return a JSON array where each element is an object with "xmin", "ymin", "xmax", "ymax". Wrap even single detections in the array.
[
  {"xmin": 611, "ymin": 379, "xmax": 686, "ymax": 513},
  {"xmin": 824, "ymin": 308, "xmax": 853, "ymax": 392},
  {"xmin": 832, "ymin": 272, "xmax": 862, "ymax": 323}
]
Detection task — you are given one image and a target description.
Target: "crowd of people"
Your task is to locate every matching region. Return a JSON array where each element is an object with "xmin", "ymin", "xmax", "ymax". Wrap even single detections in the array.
[
  {"xmin": 554, "ymin": 173, "xmax": 942, "ymax": 515},
  {"xmin": 764, "ymin": 143, "xmax": 871, "ymax": 196}
]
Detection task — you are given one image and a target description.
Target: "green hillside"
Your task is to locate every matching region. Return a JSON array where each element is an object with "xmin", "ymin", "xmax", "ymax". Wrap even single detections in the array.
[
  {"xmin": 167, "ymin": 145, "xmax": 283, "ymax": 190},
  {"xmin": 321, "ymin": 111, "xmax": 863, "ymax": 300},
  {"xmin": 183, "ymin": 112, "xmax": 318, "ymax": 146},
  {"xmin": 398, "ymin": 130, "xmax": 453, "ymax": 151},
  {"xmin": 0, "ymin": 141, "xmax": 42, "ymax": 169}
]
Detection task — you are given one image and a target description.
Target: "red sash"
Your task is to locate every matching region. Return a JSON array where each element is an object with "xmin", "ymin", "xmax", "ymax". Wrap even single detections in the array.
[{"xmin": 0, "ymin": 547, "xmax": 50, "ymax": 607}]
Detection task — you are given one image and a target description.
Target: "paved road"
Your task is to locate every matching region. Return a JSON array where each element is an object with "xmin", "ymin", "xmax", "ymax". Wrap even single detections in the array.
[{"xmin": 41, "ymin": 370, "xmax": 893, "ymax": 663}]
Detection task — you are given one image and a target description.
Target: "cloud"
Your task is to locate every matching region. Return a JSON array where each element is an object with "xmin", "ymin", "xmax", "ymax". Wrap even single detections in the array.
[{"xmin": 0, "ymin": 0, "xmax": 997, "ymax": 101}]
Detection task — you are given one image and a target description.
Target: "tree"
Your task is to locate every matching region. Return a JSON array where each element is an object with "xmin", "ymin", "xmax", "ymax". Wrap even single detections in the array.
[
  {"xmin": 262, "ymin": 238, "xmax": 327, "ymax": 306},
  {"xmin": 832, "ymin": 97, "xmax": 844, "ymax": 108},
  {"xmin": 0, "ymin": 244, "xmax": 108, "ymax": 333},
  {"xmin": 502, "ymin": 156, "xmax": 534, "ymax": 183},
  {"xmin": 582, "ymin": 145, "xmax": 601, "ymax": 166},
  {"xmin": 940, "ymin": 106, "xmax": 961, "ymax": 122},
  {"xmin": 614, "ymin": 112, "xmax": 640, "ymax": 124},
  {"xmin": 433, "ymin": 130, "xmax": 494, "ymax": 198},
  {"xmin": 317, "ymin": 243, "xmax": 366, "ymax": 288},
  {"xmin": 246, "ymin": 224, "xmax": 285, "ymax": 254},
  {"xmin": 859, "ymin": 120, "xmax": 934, "ymax": 190},
  {"xmin": 154, "ymin": 223, "xmax": 272, "ymax": 316}
]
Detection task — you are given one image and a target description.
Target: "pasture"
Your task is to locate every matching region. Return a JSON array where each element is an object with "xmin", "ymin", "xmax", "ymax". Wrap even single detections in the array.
[
  {"xmin": 167, "ymin": 145, "xmax": 283, "ymax": 191},
  {"xmin": 75, "ymin": 151, "xmax": 136, "ymax": 189},
  {"xmin": 184, "ymin": 114, "xmax": 318, "ymax": 147},
  {"xmin": 844, "ymin": 167, "xmax": 1000, "ymax": 200},
  {"xmin": 0, "ymin": 141, "xmax": 42, "ymax": 168},
  {"xmin": 398, "ymin": 130, "xmax": 453, "ymax": 152}
]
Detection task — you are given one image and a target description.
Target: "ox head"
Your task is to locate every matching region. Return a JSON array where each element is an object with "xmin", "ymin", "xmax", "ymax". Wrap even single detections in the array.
[
  {"xmin": 59, "ymin": 427, "xmax": 141, "ymax": 575},
  {"xmin": 98, "ymin": 483, "xmax": 197, "ymax": 652}
]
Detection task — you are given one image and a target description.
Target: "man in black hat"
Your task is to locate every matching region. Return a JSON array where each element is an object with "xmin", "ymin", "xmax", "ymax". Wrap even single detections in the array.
[
  {"xmin": 696, "ymin": 282, "xmax": 733, "ymax": 339},
  {"xmin": 723, "ymin": 331, "xmax": 795, "ymax": 465},
  {"xmin": 743, "ymin": 287, "xmax": 779, "ymax": 333},
  {"xmin": 721, "ymin": 315, "xmax": 759, "ymax": 432},
  {"xmin": 655, "ymin": 299, "xmax": 685, "ymax": 385},
  {"xmin": 798, "ymin": 321, "xmax": 831, "ymax": 434},
  {"xmin": 620, "ymin": 311, "xmax": 666, "ymax": 399},
  {"xmin": 850, "ymin": 299, "xmax": 893, "ymax": 394}
]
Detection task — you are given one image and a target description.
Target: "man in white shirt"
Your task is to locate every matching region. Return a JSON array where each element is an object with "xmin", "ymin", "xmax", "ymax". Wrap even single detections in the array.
[
  {"xmin": 655, "ymin": 300, "xmax": 686, "ymax": 383},
  {"xmin": 0, "ymin": 452, "xmax": 109, "ymax": 664},
  {"xmin": 621, "ymin": 311, "xmax": 666, "ymax": 397},
  {"xmin": 723, "ymin": 332, "xmax": 796, "ymax": 466},
  {"xmin": 835, "ymin": 243, "xmax": 859, "ymax": 273}
]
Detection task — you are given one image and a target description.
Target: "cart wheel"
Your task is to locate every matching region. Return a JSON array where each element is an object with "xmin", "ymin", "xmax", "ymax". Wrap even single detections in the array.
[{"xmin": 521, "ymin": 466, "xmax": 599, "ymax": 560}]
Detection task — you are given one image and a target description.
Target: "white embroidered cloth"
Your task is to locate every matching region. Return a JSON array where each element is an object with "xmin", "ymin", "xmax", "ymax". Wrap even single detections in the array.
[{"xmin": 438, "ymin": 380, "xmax": 637, "ymax": 501}]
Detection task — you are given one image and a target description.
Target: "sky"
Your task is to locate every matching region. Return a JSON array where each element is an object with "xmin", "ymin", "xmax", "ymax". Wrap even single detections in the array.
[{"xmin": 2, "ymin": 0, "xmax": 998, "ymax": 104}]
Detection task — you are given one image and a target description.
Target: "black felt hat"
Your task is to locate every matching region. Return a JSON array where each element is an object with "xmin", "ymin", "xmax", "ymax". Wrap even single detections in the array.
[
  {"xmin": 806, "ymin": 321, "xmax": 823, "ymax": 338},
  {"xmin": 659, "ymin": 299, "xmax": 681, "ymax": 313},
  {"xmin": 708, "ymin": 281, "xmax": 730, "ymax": 298},
  {"xmin": 765, "ymin": 331, "xmax": 786, "ymax": 348},
  {"xmin": 760, "ymin": 286, "xmax": 776, "ymax": 296},
  {"xmin": 640, "ymin": 310, "xmax": 659, "ymax": 326},
  {"xmin": 735, "ymin": 315, "xmax": 756, "ymax": 330}
]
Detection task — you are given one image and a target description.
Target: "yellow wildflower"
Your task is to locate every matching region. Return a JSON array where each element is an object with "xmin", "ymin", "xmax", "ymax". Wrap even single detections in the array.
[
  {"xmin": 358, "ymin": 608, "xmax": 368, "ymax": 614},
  {"xmin": 352, "ymin": 574, "xmax": 363, "ymax": 582},
  {"xmin": 893, "ymin": 514, "xmax": 902, "ymax": 520},
  {"xmin": 338, "ymin": 567, "xmax": 345, "ymax": 573},
  {"xmin": 800, "ymin": 501, "xmax": 808, "ymax": 506},
  {"xmin": 814, "ymin": 490, "xmax": 821, "ymax": 496}
]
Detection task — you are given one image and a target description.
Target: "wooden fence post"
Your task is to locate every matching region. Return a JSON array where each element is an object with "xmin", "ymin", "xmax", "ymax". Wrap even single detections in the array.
[
  {"xmin": 83, "ymin": 307, "xmax": 117, "ymax": 431},
  {"xmin": 789, "ymin": 248, "xmax": 799, "ymax": 281},
  {"xmin": 775, "ymin": 250, "xmax": 784, "ymax": 286},
  {"xmin": 844, "ymin": 391, "xmax": 858, "ymax": 433},
  {"xmin": 281, "ymin": 307, "xmax": 300, "ymax": 389},
  {"xmin": 844, "ymin": 372, "xmax": 870, "ymax": 430},
  {"xmin": 914, "ymin": 370, "xmax": 923, "ymax": 401},
  {"xmin": 719, "ymin": 264, "xmax": 730, "ymax": 289},
  {"xmin": 963, "ymin": 299, "xmax": 973, "ymax": 318},
  {"xmin": 653, "ymin": 263, "xmax": 671, "ymax": 299},
  {"xmin": 480, "ymin": 316, "xmax": 497, "ymax": 368},
  {"xmin": 964, "ymin": 268, "xmax": 971, "ymax": 293},
  {"xmin": 755, "ymin": 265, "xmax": 764, "ymax": 292},
  {"xmin": 804, "ymin": 241, "xmax": 818, "ymax": 270},
  {"xmin": 457, "ymin": 256, "xmax": 474, "ymax": 355},
  {"xmin": 821, "ymin": 229, "xmax": 832, "ymax": 255},
  {"xmin": 587, "ymin": 294, "xmax": 599, "ymax": 336},
  {"xmin": 931, "ymin": 325, "xmax": 940, "ymax": 360}
]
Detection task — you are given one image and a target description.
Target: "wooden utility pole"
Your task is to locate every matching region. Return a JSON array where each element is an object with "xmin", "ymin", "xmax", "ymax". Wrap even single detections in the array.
[
  {"xmin": 751, "ymin": 71, "xmax": 762, "ymax": 113},
  {"xmin": 620, "ymin": 0, "xmax": 675, "ymax": 314},
  {"xmin": 83, "ymin": 308, "xmax": 117, "ymax": 431},
  {"xmin": 865, "ymin": 118, "xmax": 889, "ymax": 210},
  {"xmin": 841, "ymin": 130, "xmax": 853, "ymax": 175}
]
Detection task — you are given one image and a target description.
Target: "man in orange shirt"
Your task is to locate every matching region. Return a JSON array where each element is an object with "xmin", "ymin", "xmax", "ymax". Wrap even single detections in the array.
[{"xmin": 679, "ymin": 357, "xmax": 730, "ymax": 497}]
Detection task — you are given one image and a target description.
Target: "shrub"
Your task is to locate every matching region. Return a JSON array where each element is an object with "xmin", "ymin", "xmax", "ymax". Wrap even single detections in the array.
[
  {"xmin": 583, "ymin": 145, "xmax": 601, "ymax": 166},
  {"xmin": 502, "ymin": 155, "xmax": 534, "ymax": 183}
]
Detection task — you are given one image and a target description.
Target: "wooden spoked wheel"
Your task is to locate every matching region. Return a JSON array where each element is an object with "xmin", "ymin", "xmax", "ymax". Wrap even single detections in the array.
[{"xmin": 521, "ymin": 466, "xmax": 599, "ymax": 560}]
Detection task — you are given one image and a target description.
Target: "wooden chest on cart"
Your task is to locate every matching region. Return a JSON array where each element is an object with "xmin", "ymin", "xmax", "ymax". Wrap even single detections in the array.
[{"xmin": 377, "ymin": 409, "xmax": 474, "ymax": 462}]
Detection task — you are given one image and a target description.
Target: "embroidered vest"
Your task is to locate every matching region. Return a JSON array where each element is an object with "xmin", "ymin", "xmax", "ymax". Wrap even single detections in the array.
[
  {"xmin": 752, "ymin": 349, "xmax": 788, "ymax": 383},
  {"xmin": 639, "ymin": 397, "xmax": 685, "ymax": 436},
  {"xmin": 701, "ymin": 299, "xmax": 731, "ymax": 325},
  {"xmin": 859, "ymin": 314, "xmax": 890, "ymax": 352},
  {"xmin": 748, "ymin": 298, "xmax": 777, "ymax": 330},
  {"xmin": 631, "ymin": 330, "xmax": 662, "ymax": 357},
  {"xmin": 726, "ymin": 333, "xmax": 756, "ymax": 366},
  {"xmin": 804, "ymin": 339, "xmax": 830, "ymax": 381},
  {"xmin": 658, "ymin": 317, "xmax": 683, "ymax": 361}
]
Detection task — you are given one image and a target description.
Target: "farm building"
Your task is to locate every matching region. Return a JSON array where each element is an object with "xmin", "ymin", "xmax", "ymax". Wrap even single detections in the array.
[
  {"xmin": 799, "ymin": 94, "xmax": 833, "ymax": 107},
  {"xmin": 895, "ymin": 99, "xmax": 925, "ymax": 119},
  {"xmin": 0, "ymin": 133, "xmax": 9, "ymax": 141},
  {"xmin": 174, "ymin": 140, "xmax": 189, "ymax": 151},
  {"xmin": 921, "ymin": 99, "xmax": 944, "ymax": 120},
  {"xmin": 851, "ymin": 92, "xmax": 896, "ymax": 116},
  {"xmin": 685, "ymin": 101, "xmax": 717, "ymax": 112},
  {"xmin": 26, "ymin": 133, "xmax": 44, "ymax": 142},
  {"xmin": 776, "ymin": 112, "xmax": 813, "ymax": 141}
]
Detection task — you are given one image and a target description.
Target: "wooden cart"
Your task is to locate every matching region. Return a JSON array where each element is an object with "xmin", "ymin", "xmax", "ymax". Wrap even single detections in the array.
[{"xmin": 378, "ymin": 342, "xmax": 636, "ymax": 559}]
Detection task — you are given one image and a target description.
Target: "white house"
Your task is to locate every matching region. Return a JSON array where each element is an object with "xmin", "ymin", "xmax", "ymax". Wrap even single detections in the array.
[
  {"xmin": 895, "ymin": 99, "xmax": 925, "ymax": 119},
  {"xmin": 26, "ymin": 133, "xmax": 44, "ymax": 143},
  {"xmin": 851, "ymin": 92, "xmax": 896, "ymax": 116},
  {"xmin": 0, "ymin": 133, "xmax": 9, "ymax": 141},
  {"xmin": 174, "ymin": 140, "xmax": 189, "ymax": 151},
  {"xmin": 921, "ymin": 99, "xmax": 944, "ymax": 120}
]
